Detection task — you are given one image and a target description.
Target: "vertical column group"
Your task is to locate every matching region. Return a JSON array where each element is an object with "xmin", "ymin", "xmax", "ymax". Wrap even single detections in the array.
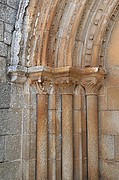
[
  {"xmin": 36, "ymin": 83, "xmax": 75, "ymax": 180},
  {"xmin": 36, "ymin": 67, "xmax": 106, "ymax": 180}
]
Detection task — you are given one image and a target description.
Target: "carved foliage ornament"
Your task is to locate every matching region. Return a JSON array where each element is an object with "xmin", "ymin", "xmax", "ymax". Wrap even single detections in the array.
[{"xmin": 80, "ymin": 68, "xmax": 106, "ymax": 95}]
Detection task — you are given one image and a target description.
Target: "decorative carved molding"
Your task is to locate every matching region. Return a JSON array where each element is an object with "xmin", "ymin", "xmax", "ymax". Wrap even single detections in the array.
[
  {"xmin": 80, "ymin": 67, "xmax": 106, "ymax": 95},
  {"xmin": 8, "ymin": 65, "xmax": 106, "ymax": 96},
  {"xmin": 27, "ymin": 66, "xmax": 53, "ymax": 94},
  {"xmin": 54, "ymin": 66, "xmax": 80, "ymax": 94},
  {"xmin": 81, "ymin": 76, "xmax": 103, "ymax": 95},
  {"xmin": 27, "ymin": 66, "xmax": 81, "ymax": 94},
  {"xmin": 55, "ymin": 81, "xmax": 77, "ymax": 95}
]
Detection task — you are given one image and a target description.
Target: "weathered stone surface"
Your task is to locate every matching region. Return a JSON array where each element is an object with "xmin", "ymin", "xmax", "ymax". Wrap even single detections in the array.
[
  {"xmin": 98, "ymin": 94, "xmax": 108, "ymax": 111},
  {"xmin": 7, "ymin": 45, "xmax": 11, "ymax": 64},
  {"xmin": 10, "ymin": 84, "xmax": 29, "ymax": 109},
  {"xmin": 0, "ymin": 136, "xmax": 5, "ymax": 162},
  {"xmin": 1, "ymin": 0, "xmax": 119, "ymax": 179},
  {"xmin": 99, "ymin": 111, "xmax": 119, "ymax": 135},
  {"xmin": 0, "ymin": 4, "xmax": 6, "ymax": 21},
  {"xmin": 100, "ymin": 160, "xmax": 119, "ymax": 179},
  {"xmin": 4, "ymin": 31, "xmax": 12, "ymax": 45},
  {"xmin": 23, "ymin": 109, "xmax": 36, "ymax": 134},
  {"xmin": 5, "ymin": 23, "xmax": 14, "ymax": 33},
  {"xmin": 7, "ymin": 0, "xmax": 19, "ymax": 9},
  {"xmin": 0, "ymin": 57, "xmax": 6, "ymax": 83},
  {"xmin": 0, "ymin": 42, "xmax": 7, "ymax": 57},
  {"xmin": 6, "ymin": 6, "xmax": 17, "ymax": 24},
  {"xmin": 0, "ymin": 21, "xmax": 4, "ymax": 41},
  {"xmin": 100, "ymin": 135, "xmax": 115, "ymax": 160},
  {"xmin": 107, "ymin": 87, "xmax": 119, "ymax": 110},
  {"xmin": 5, "ymin": 135, "xmax": 21, "ymax": 161},
  {"xmin": 48, "ymin": 134, "xmax": 55, "ymax": 160},
  {"xmin": 74, "ymin": 134, "xmax": 80, "ymax": 158},
  {"xmin": 37, "ymin": 94, "xmax": 48, "ymax": 179},
  {"xmin": 48, "ymin": 94, "xmax": 56, "ymax": 110},
  {"xmin": 74, "ymin": 110, "xmax": 82, "ymax": 134},
  {"xmin": 0, "ymin": 109, "xmax": 22, "ymax": 135},
  {"xmin": 22, "ymin": 134, "xmax": 36, "ymax": 160},
  {"xmin": 0, "ymin": 161, "xmax": 21, "ymax": 180},
  {"xmin": 0, "ymin": 83, "xmax": 10, "ymax": 108},
  {"xmin": 48, "ymin": 160, "xmax": 56, "ymax": 179},
  {"xmin": 107, "ymin": 15, "xmax": 119, "ymax": 68},
  {"xmin": 62, "ymin": 94, "xmax": 73, "ymax": 180},
  {"xmin": 115, "ymin": 136, "xmax": 119, "ymax": 161},
  {"xmin": 0, "ymin": 0, "xmax": 7, "ymax": 4},
  {"xmin": 22, "ymin": 160, "xmax": 36, "ymax": 180},
  {"xmin": 106, "ymin": 68, "xmax": 119, "ymax": 86},
  {"xmin": 48, "ymin": 110, "xmax": 55, "ymax": 134},
  {"xmin": 74, "ymin": 94, "xmax": 82, "ymax": 110}
]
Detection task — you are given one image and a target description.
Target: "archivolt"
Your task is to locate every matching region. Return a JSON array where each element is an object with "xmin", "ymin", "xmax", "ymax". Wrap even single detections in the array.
[
  {"xmin": 100, "ymin": 2, "xmax": 119, "ymax": 67},
  {"xmin": 81, "ymin": 0, "xmax": 119, "ymax": 67},
  {"xmin": 11, "ymin": 0, "xmax": 119, "ymax": 69},
  {"xmin": 27, "ymin": 0, "xmax": 88, "ymax": 67}
]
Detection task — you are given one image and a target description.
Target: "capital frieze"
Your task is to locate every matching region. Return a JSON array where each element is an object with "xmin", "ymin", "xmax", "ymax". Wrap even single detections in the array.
[
  {"xmin": 8, "ymin": 65, "xmax": 106, "ymax": 95},
  {"xmin": 28, "ymin": 66, "xmax": 81, "ymax": 94}
]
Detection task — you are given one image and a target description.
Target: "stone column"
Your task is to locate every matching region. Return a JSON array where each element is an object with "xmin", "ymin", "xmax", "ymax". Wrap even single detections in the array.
[
  {"xmin": 62, "ymin": 94, "xmax": 73, "ymax": 180},
  {"xmin": 37, "ymin": 93, "xmax": 48, "ymax": 180},
  {"xmin": 81, "ymin": 68, "xmax": 106, "ymax": 180},
  {"xmin": 27, "ymin": 66, "xmax": 53, "ymax": 180},
  {"xmin": 57, "ymin": 82, "xmax": 76, "ymax": 180}
]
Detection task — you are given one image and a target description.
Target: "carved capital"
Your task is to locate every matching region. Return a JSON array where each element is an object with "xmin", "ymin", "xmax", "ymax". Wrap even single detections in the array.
[
  {"xmin": 80, "ymin": 67, "xmax": 106, "ymax": 95},
  {"xmin": 55, "ymin": 81, "xmax": 77, "ymax": 94},
  {"xmin": 28, "ymin": 66, "xmax": 53, "ymax": 94},
  {"xmin": 28, "ymin": 66, "xmax": 81, "ymax": 95},
  {"xmin": 54, "ymin": 67, "xmax": 80, "ymax": 94},
  {"xmin": 35, "ymin": 80, "xmax": 54, "ymax": 95}
]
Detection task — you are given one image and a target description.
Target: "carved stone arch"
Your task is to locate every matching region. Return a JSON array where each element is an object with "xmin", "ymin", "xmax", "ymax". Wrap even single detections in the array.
[
  {"xmin": 81, "ymin": 0, "xmax": 119, "ymax": 67},
  {"xmin": 100, "ymin": 2, "xmax": 119, "ymax": 67},
  {"xmin": 73, "ymin": 0, "xmax": 98, "ymax": 67},
  {"xmin": 25, "ymin": 0, "xmax": 88, "ymax": 68},
  {"xmin": 26, "ymin": 0, "xmax": 61, "ymax": 67},
  {"xmin": 8, "ymin": 0, "xmax": 119, "ymax": 179},
  {"xmin": 53, "ymin": 0, "xmax": 88, "ymax": 67},
  {"xmin": 10, "ymin": 0, "xmax": 119, "ymax": 70}
]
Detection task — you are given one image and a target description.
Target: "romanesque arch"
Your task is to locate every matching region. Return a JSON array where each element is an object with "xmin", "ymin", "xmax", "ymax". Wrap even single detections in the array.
[{"xmin": 8, "ymin": 0, "xmax": 119, "ymax": 179}]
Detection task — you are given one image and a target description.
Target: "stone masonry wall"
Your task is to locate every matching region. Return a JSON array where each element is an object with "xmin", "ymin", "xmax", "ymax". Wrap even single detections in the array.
[
  {"xmin": 99, "ymin": 14, "xmax": 119, "ymax": 179},
  {"xmin": 0, "ymin": 0, "xmax": 20, "ymax": 179},
  {"xmin": 0, "ymin": 1, "xmax": 36, "ymax": 179}
]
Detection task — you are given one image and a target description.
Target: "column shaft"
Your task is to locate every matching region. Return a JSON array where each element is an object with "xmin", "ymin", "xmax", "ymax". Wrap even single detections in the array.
[
  {"xmin": 56, "ymin": 95, "xmax": 62, "ymax": 180},
  {"xmin": 62, "ymin": 94, "xmax": 73, "ymax": 180},
  {"xmin": 87, "ymin": 95, "xmax": 99, "ymax": 179},
  {"xmin": 48, "ymin": 94, "xmax": 56, "ymax": 180},
  {"xmin": 37, "ymin": 94, "xmax": 48, "ymax": 180}
]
